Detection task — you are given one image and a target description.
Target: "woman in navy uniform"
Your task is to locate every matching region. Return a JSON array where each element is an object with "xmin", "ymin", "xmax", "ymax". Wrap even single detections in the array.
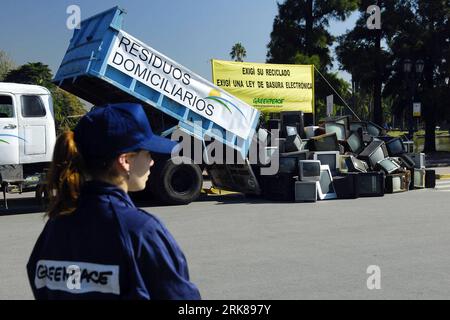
[{"xmin": 27, "ymin": 103, "xmax": 201, "ymax": 300}]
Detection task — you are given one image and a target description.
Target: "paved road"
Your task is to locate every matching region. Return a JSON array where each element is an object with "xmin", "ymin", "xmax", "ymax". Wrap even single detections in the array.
[{"xmin": 1, "ymin": 183, "xmax": 450, "ymax": 300}]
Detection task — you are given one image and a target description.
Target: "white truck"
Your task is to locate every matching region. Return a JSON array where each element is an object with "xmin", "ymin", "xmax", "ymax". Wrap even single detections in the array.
[{"xmin": 0, "ymin": 83, "xmax": 56, "ymax": 208}]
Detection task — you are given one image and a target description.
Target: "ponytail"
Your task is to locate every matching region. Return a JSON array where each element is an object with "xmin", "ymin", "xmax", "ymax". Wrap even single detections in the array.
[{"xmin": 46, "ymin": 131, "xmax": 85, "ymax": 218}]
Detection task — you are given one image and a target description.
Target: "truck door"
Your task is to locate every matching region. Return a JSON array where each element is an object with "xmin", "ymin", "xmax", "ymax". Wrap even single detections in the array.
[
  {"xmin": 18, "ymin": 95, "xmax": 48, "ymax": 164},
  {"xmin": 0, "ymin": 94, "xmax": 20, "ymax": 165}
]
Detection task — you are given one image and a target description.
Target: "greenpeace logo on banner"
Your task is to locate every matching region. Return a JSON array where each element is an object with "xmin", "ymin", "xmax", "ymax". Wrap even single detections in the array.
[
  {"xmin": 107, "ymin": 31, "xmax": 257, "ymax": 139},
  {"xmin": 34, "ymin": 260, "xmax": 120, "ymax": 295}
]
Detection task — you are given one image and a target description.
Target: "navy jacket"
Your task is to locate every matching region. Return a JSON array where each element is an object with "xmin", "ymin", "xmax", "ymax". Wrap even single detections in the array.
[{"xmin": 27, "ymin": 180, "xmax": 201, "ymax": 300}]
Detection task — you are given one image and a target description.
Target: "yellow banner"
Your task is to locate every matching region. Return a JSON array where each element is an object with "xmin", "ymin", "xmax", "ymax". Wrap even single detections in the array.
[{"xmin": 211, "ymin": 59, "xmax": 314, "ymax": 113}]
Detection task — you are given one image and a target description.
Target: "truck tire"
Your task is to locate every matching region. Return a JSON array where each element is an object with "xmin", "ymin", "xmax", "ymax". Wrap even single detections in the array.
[{"xmin": 150, "ymin": 157, "xmax": 203, "ymax": 205}]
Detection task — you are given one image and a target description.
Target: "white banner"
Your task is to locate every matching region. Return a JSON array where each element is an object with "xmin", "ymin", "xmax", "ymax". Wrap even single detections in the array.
[
  {"xmin": 107, "ymin": 31, "xmax": 258, "ymax": 139},
  {"xmin": 326, "ymin": 95, "xmax": 333, "ymax": 116}
]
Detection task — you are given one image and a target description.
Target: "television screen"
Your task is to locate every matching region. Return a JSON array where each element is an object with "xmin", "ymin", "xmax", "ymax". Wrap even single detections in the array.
[
  {"xmin": 278, "ymin": 157, "xmax": 297, "ymax": 174},
  {"xmin": 304, "ymin": 126, "xmax": 320, "ymax": 138},
  {"xmin": 358, "ymin": 175, "xmax": 378, "ymax": 194},
  {"xmin": 377, "ymin": 158, "xmax": 400, "ymax": 174},
  {"xmin": 369, "ymin": 146, "xmax": 386, "ymax": 167},
  {"xmin": 313, "ymin": 151, "xmax": 339, "ymax": 173},
  {"xmin": 281, "ymin": 111, "xmax": 305, "ymax": 138},
  {"xmin": 299, "ymin": 160, "xmax": 321, "ymax": 181},
  {"xmin": 285, "ymin": 126, "xmax": 298, "ymax": 137},
  {"xmin": 308, "ymin": 133, "xmax": 339, "ymax": 151},
  {"xmin": 345, "ymin": 156, "xmax": 368, "ymax": 173},
  {"xmin": 284, "ymin": 134, "xmax": 303, "ymax": 152},
  {"xmin": 386, "ymin": 138, "xmax": 405, "ymax": 156},
  {"xmin": 295, "ymin": 181, "xmax": 318, "ymax": 202},
  {"xmin": 350, "ymin": 122, "xmax": 364, "ymax": 132},
  {"xmin": 325, "ymin": 122, "xmax": 347, "ymax": 140},
  {"xmin": 317, "ymin": 165, "xmax": 336, "ymax": 199},
  {"xmin": 366, "ymin": 122, "xmax": 382, "ymax": 137},
  {"xmin": 347, "ymin": 132, "xmax": 363, "ymax": 154}
]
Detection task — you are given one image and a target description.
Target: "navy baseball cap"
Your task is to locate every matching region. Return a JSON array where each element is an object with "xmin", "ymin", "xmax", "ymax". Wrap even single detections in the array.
[{"xmin": 74, "ymin": 103, "xmax": 178, "ymax": 162}]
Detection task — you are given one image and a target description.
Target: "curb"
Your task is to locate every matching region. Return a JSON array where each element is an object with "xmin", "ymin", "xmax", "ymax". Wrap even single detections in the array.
[{"xmin": 437, "ymin": 174, "xmax": 450, "ymax": 180}]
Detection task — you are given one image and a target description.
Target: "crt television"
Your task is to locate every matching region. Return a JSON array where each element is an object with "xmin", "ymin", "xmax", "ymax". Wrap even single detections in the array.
[
  {"xmin": 312, "ymin": 151, "xmax": 340, "ymax": 174},
  {"xmin": 358, "ymin": 140, "xmax": 388, "ymax": 169},
  {"xmin": 385, "ymin": 138, "xmax": 405, "ymax": 156},
  {"xmin": 299, "ymin": 160, "xmax": 321, "ymax": 181},
  {"xmin": 317, "ymin": 165, "xmax": 337, "ymax": 200},
  {"xmin": 307, "ymin": 133, "xmax": 340, "ymax": 151},
  {"xmin": 376, "ymin": 158, "xmax": 401, "ymax": 174},
  {"xmin": 325, "ymin": 122, "xmax": 347, "ymax": 140}
]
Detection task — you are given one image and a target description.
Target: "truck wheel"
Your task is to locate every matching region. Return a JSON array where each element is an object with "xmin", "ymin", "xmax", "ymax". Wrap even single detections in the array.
[{"xmin": 151, "ymin": 157, "xmax": 203, "ymax": 205}]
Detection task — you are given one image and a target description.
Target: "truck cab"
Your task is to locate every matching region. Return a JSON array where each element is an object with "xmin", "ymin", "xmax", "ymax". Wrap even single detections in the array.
[{"xmin": 0, "ymin": 83, "xmax": 56, "ymax": 203}]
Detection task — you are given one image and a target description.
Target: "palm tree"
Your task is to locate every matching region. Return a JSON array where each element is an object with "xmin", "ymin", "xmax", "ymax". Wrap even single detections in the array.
[{"xmin": 230, "ymin": 43, "xmax": 247, "ymax": 62}]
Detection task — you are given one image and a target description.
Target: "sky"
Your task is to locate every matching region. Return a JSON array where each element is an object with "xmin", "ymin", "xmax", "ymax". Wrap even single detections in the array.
[{"xmin": 0, "ymin": 0, "xmax": 359, "ymax": 83}]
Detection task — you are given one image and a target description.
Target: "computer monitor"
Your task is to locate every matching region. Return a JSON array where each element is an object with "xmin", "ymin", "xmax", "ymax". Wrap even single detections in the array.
[
  {"xmin": 385, "ymin": 138, "xmax": 405, "ymax": 156},
  {"xmin": 312, "ymin": 151, "xmax": 340, "ymax": 175},
  {"xmin": 344, "ymin": 155, "xmax": 369, "ymax": 173},
  {"xmin": 317, "ymin": 165, "xmax": 337, "ymax": 200},
  {"xmin": 304, "ymin": 126, "xmax": 320, "ymax": 139},
  {"xmin": 410, "ymin": 153, "xmax": 425, "ymax": 169},
  {"xmin": 346, "ymin": 131, "xmax": 364, "ymax": 154},
  {"xmin": 299, "ymin": 160, "xmax": 321, "ymax": 181},
  {"xmin": 285, "ymin": 125, "xmax": 298, "ymax": 137},
  {"xmin": 281, "ymin": 111, "xmax": 305, "ymax": 138},
  {"xmin": 278, "ymin": 151, "xmax": 309, "ymax": 174},
  {"xmin": 284, "ymin": 134, "xmax": 303, "ymax": 152},
  {"xmin": 385, "ymin": 173, "xmax": 408, "ymax": 193},
  {"xmin": 358, "ymin": 140, "xmax": 388, "ymax": 169},
  {"xmin": 366, "ymin": 122, "xmax": 384, "ymax": 137},
  {"xmin": 278, "ymin": 157, "xmax": 297, "ymax": 174},
  {"xmin": 295, "ymin": 181, "xmax": 318, "ymax": 202},
  {"xmin": 376, "ymin": 158, "xmax": 401, "ymax": 174},
  {"xmin": 307, "ymin": 133, "xmax": 339, "ymax": 151},
  {"xmin": 357, "ymin": 172, "xmax": 385, "ymax": 197},
  {"xmin": 325, "ymin": 122, "xmax": 347, "ymax": 140}
]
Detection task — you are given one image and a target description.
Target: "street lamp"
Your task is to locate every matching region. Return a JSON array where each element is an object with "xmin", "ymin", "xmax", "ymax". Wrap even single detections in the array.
[{"xmin": 403, "ymin": 59, "xmax": 424, "ymax": 138}]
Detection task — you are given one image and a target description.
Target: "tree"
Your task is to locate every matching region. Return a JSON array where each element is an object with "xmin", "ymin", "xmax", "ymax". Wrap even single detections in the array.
[
  {"xmin": 267, "ymin": 0, "xmax": 359, "ymax": 68},
  {"xmin": 0, "ymin": 50, "xmax": 16, "ymax": 81},
  {"xmin": 4, "ymin": 62, "xmax": 53, "ymax": 87},
  {"xmin": 51, "ymin": 87, "xmax": 86, "ymax": 135},
  {"xmin": 337, "ymin": 1, "xmax": 450, "ymax": 151},
  {"xmin": 230, "ymin": 42, "xmax": 247, "ymax": 62},
  {"xmin": 4, "ymin": 62, "xmax": 86, "ymax": 133},
  {"xmin": 266, "ymin": 0, "xmax": 358, "ymax": 121}
]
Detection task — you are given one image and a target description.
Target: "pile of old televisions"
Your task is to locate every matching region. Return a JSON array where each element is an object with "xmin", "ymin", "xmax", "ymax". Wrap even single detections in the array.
[{"xmin": 257, "ymin": 112, "xmax": 436, "ymax": 202}]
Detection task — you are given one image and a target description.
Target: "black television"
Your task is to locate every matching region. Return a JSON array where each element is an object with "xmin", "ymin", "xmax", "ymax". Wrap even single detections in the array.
[
  {"xmin": 285, "ymin": 125, "xmax": 298, "ymax": 137},
  {"xmin": 358, "ymin": 140, "xmax": 388, "ymax": 169},
  {"xmin": 385, "ymin": 138, "xmax": 405, "ymax": 156},
  {"xmin": 307, "ymin": 133, "xmax": 339, "ymax": 151},
  {"xmin": 284, "ymin": 134, "xmax": 303, "ymax": 152},
  {"xmin": 356, "ymin": 172, "xmax": 385, "ymax": 197},
  {"xmin": 350, "ymin": 121, "xmax": 385, "ymax": 137},
  {"xmin": 312, "ymin": 151, "xmax": 340, "ymax": 175},
  {"xmin": 344, "ymin": 155, "xmax": 369, "ymax": 173},
  {"xmin": 278, "ymin": 150, "xmax": 309, "ymax": 174},
  {"xmin": 280, "ymin": 111, "xmax": 305, "ymax": 138},
  {"xmin": 346, "ymin": 131, "xmax": 364, "ymax": 154},
  {"xmin": 376, "ymin": 158, "xmax": 401, "ymax": 174},
  {"xmin": 325, "ymin": 122, "xmax": 347, "ymax": 140}
]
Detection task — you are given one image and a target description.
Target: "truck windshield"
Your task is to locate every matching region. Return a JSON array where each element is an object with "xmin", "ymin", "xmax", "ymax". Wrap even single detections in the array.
[{"xmin": 0, "ymin": 95, "xmax": 14, "ymax": 118}]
